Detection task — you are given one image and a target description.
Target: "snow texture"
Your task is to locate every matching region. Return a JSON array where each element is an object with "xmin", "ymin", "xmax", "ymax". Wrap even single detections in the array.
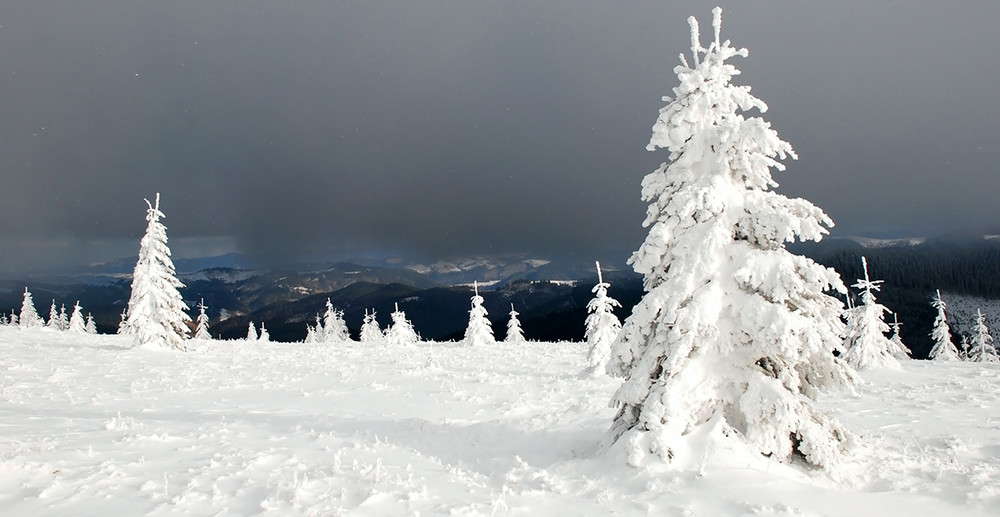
[
  {"xmin": 607, "ymin": 7, "xmax": 856, "ymax": 472},
  {"xmin": 121, "ymin": 194, "xmax": 191, "ymax": 351},
  {"xmin": 0, "ymin": 328, "xmax": 997, "ymax": 516}
]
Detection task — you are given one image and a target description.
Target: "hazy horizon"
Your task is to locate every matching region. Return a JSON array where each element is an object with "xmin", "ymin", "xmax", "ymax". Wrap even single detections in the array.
[{"xmin": 2, "ymin": 2, "xmax": 998, "ymax": 272}]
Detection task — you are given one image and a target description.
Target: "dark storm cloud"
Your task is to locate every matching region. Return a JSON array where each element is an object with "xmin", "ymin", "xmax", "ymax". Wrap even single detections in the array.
[{"xmin": 1, "ymin": 1, "xmax": 998, "ymax": 271}]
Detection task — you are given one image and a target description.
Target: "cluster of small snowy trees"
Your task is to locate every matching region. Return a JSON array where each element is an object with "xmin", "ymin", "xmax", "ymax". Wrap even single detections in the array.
[
  {"xmin": 1, "ymin": 287, "xmax": 97, "ymax": 334},
  {"xmin": 928, "ymin": 290, "xmax": 998, "ymax": 362}
]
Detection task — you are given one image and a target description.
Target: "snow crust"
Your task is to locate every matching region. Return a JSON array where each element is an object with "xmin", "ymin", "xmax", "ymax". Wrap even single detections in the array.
[{"xmin": 1, "ymin": 327, "xmax": 997, "ymax": 515}]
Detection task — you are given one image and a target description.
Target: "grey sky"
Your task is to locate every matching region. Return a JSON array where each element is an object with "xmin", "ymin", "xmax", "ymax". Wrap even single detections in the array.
[{"xmin": 1, "ymin": 1, "xmax": 998, "ymax": 271}]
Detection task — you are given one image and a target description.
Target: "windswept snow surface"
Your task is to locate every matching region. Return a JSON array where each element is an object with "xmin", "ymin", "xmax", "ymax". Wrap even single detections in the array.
[{"xmin": 1, "ymin": 328, "xmax": 997, "ymax": 516}]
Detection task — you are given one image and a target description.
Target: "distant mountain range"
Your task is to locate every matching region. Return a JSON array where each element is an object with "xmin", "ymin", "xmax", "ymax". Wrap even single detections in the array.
[{"xmin": 5, "ymin": 233, "xmax": 1000, "ymax": 357}]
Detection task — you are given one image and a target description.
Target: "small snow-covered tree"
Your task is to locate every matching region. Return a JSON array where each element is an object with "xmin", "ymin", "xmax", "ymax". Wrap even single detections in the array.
[
  {"xmin": 122, "ymin": 194, "xmax": 191, "ymax": 350},
  {"xmin": 320, "ymin": 299, "xmax": 351, "ymax": 343},
  {"xmin": 360, "ymin": 309, "xmax": 384, "ymax": 343},
  {"xmin": 117, "ymin": 307, "xmax": 128, "ymax": 334},
  {"xmin": 842, "ymin": 257, "xmax": 900, "ymax": 370},
  {"xmin": 887, "ymin": 313, "xmax": 909, "ymax": 359},
  {"xmin": 505, "ymin": 304, "xmax": 526, "ymax": 344},
  {"xmin": 58, "ymin": 304, "xmax": 69, "ymax": 330},
  {"xmin": 259, "ymin": 322, "xmax": 270, "ymax": 343},
  {"xmin": 967, "ymin": 309, "xmax": 998, "ymax": 363},
  {"xmin": 193, "ymin": 299, "xmax": 212, "ymax": 340},
  {"xmin": 19, "ymin": 288, "xmax": 43, "ymax": 329},
  {"xmin": 85, "ymin": 313, "xmax": 98, "ymax": 334},
  {"xmin": 583, "ymin": 261, "xmax": 622, "ymax": 377},
  {"xmin": 304, "ymin": 316, "xmax": 321, "ymax": 343},
  {"xmin": 246, "ymin": 321, "xmax": 258, "ymax": 341},
  {"xmin": 462, "ymin": 282, "xmax": 495, "ymax": 347},
  {"xmin": 68, "ymin": 301, "xmax": 86, "ymax": 333},
  {"xmin": 385, "ymin": 302, "xmax": 419, "ymax": 346},
  {"xmin": 7, "ymin": 312, "xmax": 16, "ymax": 326},
  {"xmin": 47, "ymin": 300, "xmax": 60, "ymax": 329},
  {"xmin": 605, "ymin": 9, "xmax": 856, "ymax": 471},
  {"xmin": 928, "ymin": 290, "xmax": 960, "ymax": 361}
]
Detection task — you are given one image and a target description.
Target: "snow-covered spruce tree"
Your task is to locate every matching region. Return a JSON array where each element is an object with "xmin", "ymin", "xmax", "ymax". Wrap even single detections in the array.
[
  {"xmin": 194, "ymin": 299, "xmax": 211, "ymax": 340},
  {"xmin": 605, "ymin": 8, "xmax": 856, "ymax": 471},
  {"xmin": 68, "ymin": 301, "xmax": 86, "ymax": 333},
  {"xmin": 122, "ymin": 194, "xmax": 191, "ymax": 350},
  {"xmin": 582, "ymin": 261, "xmax": 622, "ymax": 377},
  {"xmin": 259, "ymin": 323, "xmax": 270, "ymax": 343},
  {"xmin": 360, "ymin": 309, "xmax": 384, "ymax": 343},
  {"xmin": 505, "ymin": 304, "xmax": 526, "ymax": 344},
  {"xmin": 85, "ymin": 313, "xmax": 97, "ymax": 334},
  {"xmin": 385, "ymin": 302, "xmax": 419, "ymax": 346},
  {"xmin": 462, "ymin": 282, "xmax": 495, "ymax": 347},
  {"xmin": 304, "ymin": 319, "xmax": 320, "ymax": 343},
  {"xmin": 19, "ymin": 288, "xmax": 43, "ymax": 329},
  {"xmin": 117, "ymin": 307, "xmax": 128, "ymax": 334},
  {"xmin": 47, "ymin": 300, "xmax": 60, "ymax": 329},
  {"xmin": 967, "ymin": 309, "xmax": 998, "ymax": 363},
  {"xmin": 57, "ymin": 304, "xmax": 69, "ymax": 330},
  {"xmin": 842, "ymin": 257, "xmax": 901, "ymax": 370},
  {"xmin": 246, "ymin": 321, "xmax": 258, "ymax": 341},
  {"xmin": 928, "ymin": 290, "xmax": 960, "ymax": 361},
  {"xmin": 320, "ymin": 299, "xmax": 351, "ymax": 343},
  {"xmin": 888, "ymin": 313, "xmax": 908, "ymax": 359}
]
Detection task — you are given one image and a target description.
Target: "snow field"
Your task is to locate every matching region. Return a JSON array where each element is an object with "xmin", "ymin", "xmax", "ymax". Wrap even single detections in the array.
[{"xmin": 1, "ymin": 327, "xmax": 998, "ymax": 516}]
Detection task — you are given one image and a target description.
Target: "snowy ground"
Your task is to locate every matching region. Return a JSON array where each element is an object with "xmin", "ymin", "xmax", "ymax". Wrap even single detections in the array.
[{"xmin": 1, "ymin": 328, "xmax": 997, "ymax": 516}]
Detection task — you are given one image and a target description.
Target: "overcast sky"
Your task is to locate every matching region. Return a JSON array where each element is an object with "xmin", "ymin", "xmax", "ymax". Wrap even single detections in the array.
[{"xmin": 1, "ymin": 1, "xmax": 998, "ymax": 271}]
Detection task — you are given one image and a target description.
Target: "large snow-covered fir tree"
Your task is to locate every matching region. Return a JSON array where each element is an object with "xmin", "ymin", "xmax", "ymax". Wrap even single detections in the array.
[
  {"xmin": 385, "ymin": 303, "xmax": 419, "ymax": 346},
  {"xmin": 122, "ymin": 194, "xmax": 191, "ymax": 351},
  {"xmin": 19, "ymin": 288, "xmax": 43, "ymax": 329},
  {"xmin": 505, "ymin": 304, "xmax": 526, "ymax": 344},
  {"xmin": 967, "ymin": 309, "xmax": 998, "ymax": 363},
  {"xmin": 842, "ymin": 257, "xmax": 901, "ymax": 370},
  {"xmin": 193, "ymin": 299, "xmax": 212, "ymax": 340},
  {"xmin": 462, "ymin": 282, "xmax": 495, "ymax": 347},
  {"xmin": 928, "ymin": 290, "xmax": 960, "ymax": 361},
  {"xmin": 582, "ymin": 261, "xmax": 622, "ymax": 377},
  {"xmin": 605, "ymin": 8, "xmax": 856, "ymax": 471},
  {"xmin": 360, "ymin": 309, "xmax": 383, "ymax": 344}
]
